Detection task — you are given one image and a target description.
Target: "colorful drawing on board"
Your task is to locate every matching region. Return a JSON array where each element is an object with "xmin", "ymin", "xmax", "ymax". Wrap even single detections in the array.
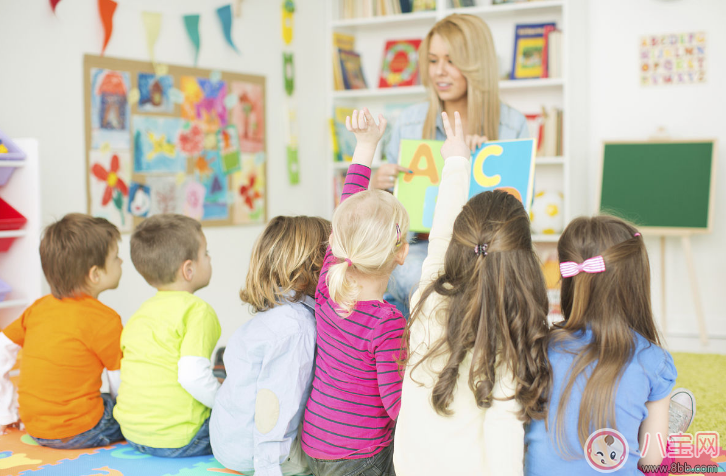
[
  {"xmin": 147, "ymin": 176, "xmax": 179, "ymax": 215},
  {"xmin": 393, "ymin": 139, "xmax": 536, "ymax": 233},
  {"xmin": 137, "ymin": 73, "xmax": 174, "ymax": 113},
  {"xmin": 640, "ymin": 31, "xmax": 706, "ymax": 86},
  {"xmin": 230, "ymin": 81, "xmax": 265, "ymax": 153},
  {"xmin": 127, "ymin": 182, "xmax": 151, "ymax": 217},
  {"xmin": 180, "ymin": 76, "xmax": 228, "ymax": 136},
  {"xmin": 194, "ymin": 150, "xmax": 229, "ymax": 220},
  {"xmin": 90, "ymin": 68, "xmax": 131, "ymax": 149},
  {"xmin": 89, "ymin": 150, "xmax": 132, "ymax": 231},
  {"xmin": 182, "ymin": 179, "xmax": 206, "ymax": 220},
  {"xmin": 218, "ymin": 125, "xmax": 241, "ymax": 174},
  {"xmin": 178, "ymin": 121, "xmax": 205, "ymax": 157},
  {"xmin": 231, "ymin": 153, "xmax": 265, "ymax": 224},
  {"xmin": 132, "ymin": 116, "xmax": 185, "ymax": 173}
]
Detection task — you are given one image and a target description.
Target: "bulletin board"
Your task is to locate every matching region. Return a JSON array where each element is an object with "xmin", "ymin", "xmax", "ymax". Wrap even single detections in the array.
[
  {"xmin": 83, "ymin": 54, "xmax": 266, "ymax": 232},
  {"xmin": 598, "ymin": 140, "xmax": 717, "ymax": 235}
]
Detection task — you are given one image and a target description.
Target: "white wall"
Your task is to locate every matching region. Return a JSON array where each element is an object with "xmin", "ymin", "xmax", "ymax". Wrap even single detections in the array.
[
  {"xmin": 588, "ymin": 0, "xmax": 726, "ymax": 351},
  {"xmin": 0, "ymin": 0, "xmax": 328, "ymax": 347}
]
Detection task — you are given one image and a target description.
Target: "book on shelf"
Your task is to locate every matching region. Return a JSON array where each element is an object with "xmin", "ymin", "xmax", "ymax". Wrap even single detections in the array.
[
  {"xmin": 379, "ymin": 39, "xmax": 422, "ymax": 88},
  {"xmin": 340, "ymin": 0, "xmax": 405, "ymax": 18},
  {"xmin": 332, "ymin": 107, "xmax": 356, "ymax": 162},
  {"xmin": 546, "ymin": 29, "xmax": 563, "ymax": 78},
  {"xmin": 540, "ymin": 24, "xmax": 557, "ymax": 78},
  {"xmin": 538, "ymin": 106, "xmax": 563, "ymax": 157},
  {"xmin": 339, "ymin": 49, "xmax": 368, "ymax": 90},
  {"xmin": 332, "ymin": 33, "xmax": 355, "ymax": 90},
  {"xmin": 510, "ymin": 22, "xmax": 557, "ymax": 80},
  {"xmin": 450, "ymin": 0, "xmax": 475, "ymax": 7},
  {"xmin": 412, "ymin": 0, "xmax": 436, "ymax": 11},
  {"xmin": 333, "ymin": 171, "xmax": 346, "ymax": 208},
  {"xmin": 524, "ymin": 113, "xmax": 544, "ymax": 156}
]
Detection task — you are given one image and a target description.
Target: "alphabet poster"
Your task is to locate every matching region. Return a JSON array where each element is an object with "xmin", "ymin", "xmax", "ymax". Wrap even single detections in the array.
[
  {"xmin": 640, "ymin": 32, "xmax": 706, "ymax": 86},
  {"xmin": 84, "ymin": 55, "xmax": 266, "ymax": 231},
  {"xmin": 393, "ymin": 139, "xmax": 536, "ymax": 233}
]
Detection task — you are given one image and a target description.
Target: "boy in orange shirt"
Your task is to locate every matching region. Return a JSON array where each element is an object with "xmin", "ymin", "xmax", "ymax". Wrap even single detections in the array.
[{"xmin": 0, "ymin": 213, "xmax": 125, "ymax": 448}]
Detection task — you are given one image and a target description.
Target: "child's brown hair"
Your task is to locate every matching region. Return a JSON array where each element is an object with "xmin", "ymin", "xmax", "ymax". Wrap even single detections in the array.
[
  {"xmin": 551, "ymin": 215, "xmax": 658, "ymax": 454},
  {"xmin": 130, "ymin": 214, "xmax": 203, "ymax": 286},
  {"xmin": 240, "ymin": 216, "xmax": 331, "ymax": 313},
  {"xmin": 40, "ymin": 213, "xmax": 120, "ymax": 299},
  {"xmin": 404, "ymin": 190, "xmax": 551, "ymax": 423}
]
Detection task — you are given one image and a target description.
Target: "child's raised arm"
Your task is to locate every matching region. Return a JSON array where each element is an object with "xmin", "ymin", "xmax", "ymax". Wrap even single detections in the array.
[{"xmin": 346, "ymin": 108, "xmax": 387, "ymax": 168}]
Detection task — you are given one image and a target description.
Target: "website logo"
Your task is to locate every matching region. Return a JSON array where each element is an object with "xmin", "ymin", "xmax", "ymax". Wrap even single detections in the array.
[{"xmin": 585, "ymin": 428, "xmax": 629, "ymax": 473}]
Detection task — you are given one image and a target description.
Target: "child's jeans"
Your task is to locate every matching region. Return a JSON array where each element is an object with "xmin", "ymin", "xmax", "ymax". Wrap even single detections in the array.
[
  {"xmin": 126, "ymin": 417, "xmax": 212, "ymax": 458},
  {"xmin": 305, "ymin": 444, "xmax": 395, "ymax": 476},
  {"xmin": 32, "ymin": 393, "xmax": 123, "ymax": 449}
]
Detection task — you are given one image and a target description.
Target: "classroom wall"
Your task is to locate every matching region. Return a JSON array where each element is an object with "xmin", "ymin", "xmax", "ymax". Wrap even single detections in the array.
[
  {"xmin": 588, "ymin": 0, "xmax": 726, "ymax": 348},
  {"xmin": 0, "ymin": 0, "xmax": 328, "ymax": 347}
]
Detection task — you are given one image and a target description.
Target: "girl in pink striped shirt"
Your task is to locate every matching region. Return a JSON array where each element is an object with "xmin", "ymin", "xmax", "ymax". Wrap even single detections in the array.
[{"xmin": 301, "ymin": 108, "xmax": 409, "ymax": 476}]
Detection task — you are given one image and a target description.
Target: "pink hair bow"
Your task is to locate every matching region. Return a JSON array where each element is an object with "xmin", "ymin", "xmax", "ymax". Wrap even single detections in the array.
[{"xmin": 559, "ymin": 256, "xmax": 606, "ymax": 278}]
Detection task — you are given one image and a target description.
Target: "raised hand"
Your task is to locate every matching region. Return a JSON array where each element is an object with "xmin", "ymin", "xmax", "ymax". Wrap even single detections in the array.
[
  {"xmin": 440, "ymin": 111, "xmax": 470, "ymax": 160},
  {"xmin": 346, "ymin": 107, "xmax": 388, "ymax": 167},
  {"xmin": 465, "ymin": 134, "xmax": 488, "ymax": 153}
]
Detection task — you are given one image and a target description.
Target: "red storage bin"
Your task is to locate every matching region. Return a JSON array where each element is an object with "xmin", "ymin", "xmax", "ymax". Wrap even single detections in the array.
[{"xmin": 0, "ymin": 197, "xmax": 27, "ymax": 252}]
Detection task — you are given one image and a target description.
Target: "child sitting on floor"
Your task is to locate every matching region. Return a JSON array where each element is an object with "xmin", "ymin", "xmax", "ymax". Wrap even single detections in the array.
[
  {"xmin": 0, "ymin": 213, "xmax": 124, "ymax": 448},
  {"xmin": 211, "ymin": 215, "xmax": 330, "ymax": 476},
  {"xmin": 114, "ymin": 214, "xmax": 220, "ymax": 458}
]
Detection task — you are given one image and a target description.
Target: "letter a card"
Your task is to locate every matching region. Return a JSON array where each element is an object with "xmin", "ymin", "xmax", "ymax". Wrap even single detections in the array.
[{"xmin": 393, "ymin": 140, "xmax": 445, "ymax": 233}]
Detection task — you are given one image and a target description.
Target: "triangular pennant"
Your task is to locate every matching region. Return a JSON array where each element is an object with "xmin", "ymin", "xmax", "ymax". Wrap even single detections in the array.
[
  {"xmin": 98, "ymin": 0, "xmax": 118, "ymax": 56},
  {"xmin": 183, "ymin": 14, "xmax": 201, "ymax": 66},
  {"xmin": 283, "ymin": 52, "xmax": 294, "ymax": 96},
  {"xmin": 50, "ymin": 0, "xmax": 62, "ymax": 13},
  {"xmin": 216, "ymin": 4, "xmax": 239, "ymax": 54},
  {"xmin": 141, "ymin": 12, "xmax": 162, "ymax": 65}
]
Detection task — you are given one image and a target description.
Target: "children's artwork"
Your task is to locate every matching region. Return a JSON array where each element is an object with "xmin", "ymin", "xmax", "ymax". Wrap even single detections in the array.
[
  {"xmin": 132, "ymin": 116, "xmax": 185, "ymax": 173},
  {"xmin": 379, "ymin": 39, "xmax": 422, "ymax": 88},
  {"xmin": 230, "ymin": 81, "xmax": 265, "ymax": 153},
  {"xmin": 195, "ymin": 150, "xmax": 229, "ymax": 220},
  {"xmin": 89, "ymin": 150, "xmax": 132, "ymax": 231},
  {"xmin": 90, "ymin": 68, "xmax": 131, "ymax": 149},
  {"xmin": 510, "ymin": 23, "xmax": 556, "ymax": 80},
  {"xmin": 180, "ymin": 76, "xmax": 228, "ymax": 134},
  {"xmin": 231, "ymin": 153, "xmax": 265, "ymax": 224},
  {"xmin": 127, "ymin": 182, "xmax": 151, "ymax": 217},
  {"xmin": 394, "ymin": 139, "xmax": 536, "ymax": 233},
  {"xmin": 218, "ymin": 125, "xmax": 241, "ymax": 174},
  {"xmin": 640, "ymin": 32, "xmax": 706, "ymax": 86},
  {"xmin": 137, "ymin": 73, "xmax": 174, "ymax": 112},
  {"xmin": 85, "ymin": 54, "xmax": 267, "ymax": 228}
]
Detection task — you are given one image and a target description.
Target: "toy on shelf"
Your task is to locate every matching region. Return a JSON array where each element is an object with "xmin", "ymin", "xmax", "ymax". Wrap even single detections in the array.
[
  {"xmin": 530, "ymin": 190, "xmax": 564, "ymax": 235},
  {"xmin": 0, "ymin": 129, "xmax": 27, "ymax": 186},
  {"xmin": 0, "ymin": 197, "xmax": 27, "ymax": 252},
  {"xmin": 0, "ymin": 278, "xmax": 10, "ymax": 302}
]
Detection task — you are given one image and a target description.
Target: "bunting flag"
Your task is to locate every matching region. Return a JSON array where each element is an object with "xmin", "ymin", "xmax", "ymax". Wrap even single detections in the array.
[
  {"xmin": 283, "ymin": 53, "xmax": 294, "ymax": 96},
  {"xmin": 235, "ymin": 0, "xmax": 244, "ymax": 17},
  {"xmin": 216, "ymin": 4, "xmax": 239, "ymax": 54},
  {"xmin": 183, "ymin": 14, "xmax": 201, "ymax": 66},
  {"xmin": 282, "ymin": 0, "xmax": 295, "ymax": 45},
  {"xmin": 142, "ymin": 12, "xmax": 162, "ymax": 65},
  {"xmin": 50, "ymin": 0, "xmax": 62, "ymax": 13},
  {"xmin": 98, "ymin": 0, "xmax": 118, "ymax": 56}
]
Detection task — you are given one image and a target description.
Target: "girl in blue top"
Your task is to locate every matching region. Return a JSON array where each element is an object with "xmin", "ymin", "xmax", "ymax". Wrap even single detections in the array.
[
  {"xmin": 371, "ymin": 14, "xmax": 530, "ymax": 318},
  {"xmin": 525, "ymin": 216, "xmax": 677, "ymax": 475}
]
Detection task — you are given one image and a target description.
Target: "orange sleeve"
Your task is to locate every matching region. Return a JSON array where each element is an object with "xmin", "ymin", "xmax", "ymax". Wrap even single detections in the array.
[
  {"xmin": 90, "ymin": 311, "xmax": 123, "ymax": 371},
  {"xmin": 1, "ymin": 308, "xmax": 29, "ymax": 347}
]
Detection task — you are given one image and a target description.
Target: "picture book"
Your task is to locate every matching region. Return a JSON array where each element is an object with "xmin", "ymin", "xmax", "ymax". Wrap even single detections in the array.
[
  {"xmin": 379, "ymin": 39, "xmax": 422, "ymax": 88},
  {"xmin": 332, "ymin": 33, "xmax": 355, "ymax": 90},
  {"xmin": 333, "ymin": 106, "xmax": 356, "ymax": 162},
  {"xmin": 394, "ymin": 138, "xmax": 537, "ymax": 233},
  {"xmin": 510, "ymin": 22, "xmax": 556, "ymax": 80},
  {"xmin": 339, "ymin": 49, "xmax": 368, "ymax": 90}
]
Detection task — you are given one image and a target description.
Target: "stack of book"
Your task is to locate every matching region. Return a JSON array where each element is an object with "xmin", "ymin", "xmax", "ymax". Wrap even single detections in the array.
[
  {"xmin": 450, "ymin": 0, "xmax": 475, "ymax": 7},
  {"xmin": 339, "ymin": 0, "xmax": 435, "ymax": 18},
  {"xmin": 332, "ymin": 33, "xmax": 367, "ymax": 90},
  {"xmin": 525, "ymin": 107, "xmax": 563, "ymax": 157}
]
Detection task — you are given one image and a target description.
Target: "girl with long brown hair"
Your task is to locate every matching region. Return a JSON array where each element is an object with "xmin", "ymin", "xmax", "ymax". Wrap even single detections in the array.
[
  {"xmin": 393, "ymin": 111, "xmax": 550, "ymax": 475},
  {"xmin": 524, "ymin": 216, "xmax": 679, "ymax": 474}
]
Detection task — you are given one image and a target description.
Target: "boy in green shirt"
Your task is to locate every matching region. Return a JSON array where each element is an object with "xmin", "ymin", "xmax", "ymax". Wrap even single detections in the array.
[{"xmin": 114, "ymin": 214, "xmax": 221, "ymax": 457}]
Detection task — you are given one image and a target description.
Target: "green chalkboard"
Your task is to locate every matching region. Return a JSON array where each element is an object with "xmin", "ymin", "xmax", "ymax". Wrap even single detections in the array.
[{"xmin": 599, "ymin": 141, "xmax": 716, "ymax": 233}]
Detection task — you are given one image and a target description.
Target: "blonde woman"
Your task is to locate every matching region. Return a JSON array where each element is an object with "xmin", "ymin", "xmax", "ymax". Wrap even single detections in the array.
[
  {"xmin": 374, "ymin": 14, "xmax": 530, "ymax": 318},
  {"xmin": 210, "ymin": 215, "xmax": 331, "ymax": 476}
]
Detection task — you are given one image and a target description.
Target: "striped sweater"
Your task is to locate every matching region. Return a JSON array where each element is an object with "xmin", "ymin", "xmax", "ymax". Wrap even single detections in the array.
[{"xmin": 301, "ymin": 164, "xmax": 406, "ymax": 460}]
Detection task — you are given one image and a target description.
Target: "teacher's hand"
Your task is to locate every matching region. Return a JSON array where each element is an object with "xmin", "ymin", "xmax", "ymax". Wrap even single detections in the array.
[
  {"xmin": 465, "ymin": 134, "xmax": 488, "ymax": 153},
  {"xmin": 371, "ymin": 163, "xmax": 413, "ymax": 190}
]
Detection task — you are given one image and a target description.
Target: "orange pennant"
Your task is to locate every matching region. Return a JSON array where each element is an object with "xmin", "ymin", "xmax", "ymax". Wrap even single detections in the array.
[{"xmin": 98, "ymin": 0, "xmax": 118, "ymax": 56}]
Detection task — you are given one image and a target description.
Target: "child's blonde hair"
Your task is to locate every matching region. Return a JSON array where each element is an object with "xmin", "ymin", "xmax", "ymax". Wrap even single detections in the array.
[
  {"xmin": 327, "ymin": 190, "xmax": 409, "ymax": 315},
  {"xmin": 240, "ymin": 216, "xmax": 331, "ymax": 313}
]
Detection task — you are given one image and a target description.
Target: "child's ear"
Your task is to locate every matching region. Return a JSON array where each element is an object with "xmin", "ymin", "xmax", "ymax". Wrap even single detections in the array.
[
  {"xmin": 87, "ymin": 265, "xmax": 101, "ymax": 285},
  {"xmin": 394, "ymin": 242, "xmax": 409, "ymax": 266},
  {"xmin": 181, "ymin": 259, "xmax": 195, "ymax": 282}
]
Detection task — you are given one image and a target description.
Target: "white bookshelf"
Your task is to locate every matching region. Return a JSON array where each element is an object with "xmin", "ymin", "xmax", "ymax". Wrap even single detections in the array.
[
  {"xmin": 326, "ymin": 0, "xmax": 589, "ymax": 245},
  {"xmin": 0, "ymin": 139, "xmax": 42, "ymax": 329}
]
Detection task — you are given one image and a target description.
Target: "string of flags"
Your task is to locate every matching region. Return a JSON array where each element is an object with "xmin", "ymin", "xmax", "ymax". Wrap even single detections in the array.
[
  {"xmin": 49, "ymin": 0, "xmax": 242, "ymax": 63},
  {"xmin": 282, "ymin": 0, "xmax": 299, "ymax": 186}
]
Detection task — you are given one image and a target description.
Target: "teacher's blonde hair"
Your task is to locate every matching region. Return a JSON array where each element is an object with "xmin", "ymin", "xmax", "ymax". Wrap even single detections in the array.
[{"xmin": 420, "ymin": 14, "xmax": 501, "ymax": 141}]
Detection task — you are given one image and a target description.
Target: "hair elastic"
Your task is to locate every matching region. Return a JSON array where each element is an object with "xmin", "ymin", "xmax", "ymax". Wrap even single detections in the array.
[
  {"xmin": 395, "ymin": 223, "xmax": 402, "ymax": 247},
  {"xmin": 474, "ymin": 243, "xmax": 488, "ymax": 256},
  {"xmin": 560, "ymin": 255, "xmax": 606, "ymax": 278},
  {"xmin": 634, "ymin": 233, "xmax": 641, "ymax": 237},
  {"xmin": 344, "ymin": 258, "xmax": 353, "ymax": 267}
]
